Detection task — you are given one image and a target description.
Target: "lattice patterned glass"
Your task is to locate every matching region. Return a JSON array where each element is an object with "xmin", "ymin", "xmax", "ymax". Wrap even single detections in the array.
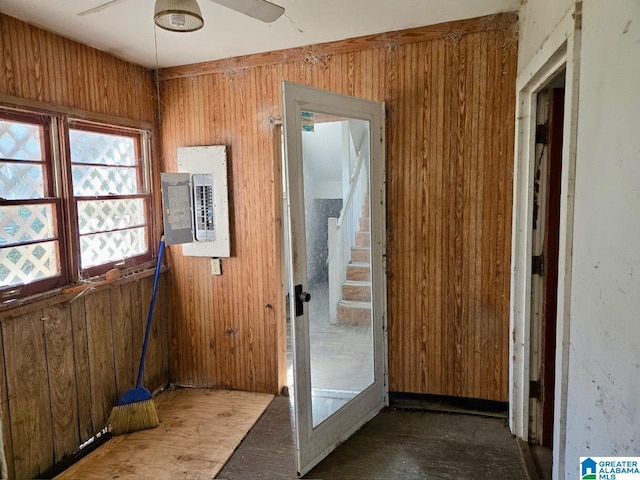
[
  {"xmin": 71, "ymin": 165, "xmax": 138, "ymax": 196},
  {"xmin": 0, "ymin": 162, "xmax": 45, "ymax": 199},
  {"xmin": 69, "ymin": 129, "xmax": 135, "ymax": 166},
  {"xmin": 77, "ymin": 199, "xmax": 146, "ymax": 235},
  {"xmin": 0, "ymin": 240, "xmax": 59, "ymax": 288},
  {"xmin": 80, "ymin": 227, "xmax": 147, "ymax": 268},
  {"xmin": 1, "ymin": 204, "xmax": 56, "ymax": 245},
  {"xmin": 0, "ymin": 120, "xmax": 42, "ymax": 161}
]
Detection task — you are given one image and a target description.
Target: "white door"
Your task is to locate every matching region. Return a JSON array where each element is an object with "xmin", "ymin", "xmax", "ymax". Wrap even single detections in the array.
[{"xmin": 282, "ymin": 81, "xmax": 387, "ymax": 476}]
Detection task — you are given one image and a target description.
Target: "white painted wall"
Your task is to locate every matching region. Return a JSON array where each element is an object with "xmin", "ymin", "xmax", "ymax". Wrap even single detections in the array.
[
  {"xmin": 564, "ymin": 0, "xmax": 640, "ymax": 476},
  {"xmin": 517, "ymin": 0, "xmax": 575, "ymax": 74},
  {"xmin": 516, "ymin": 1, "xmax": 640, "ymax": 478},
  {"xmin": 302, "ymin": 122, "xmax": 343, "ymax": 200}
]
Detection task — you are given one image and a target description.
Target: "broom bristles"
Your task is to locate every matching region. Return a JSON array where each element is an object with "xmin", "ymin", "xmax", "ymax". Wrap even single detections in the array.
[{"xmin": 108, "ymin": 399, "xmax": 159, "ymax": 436}]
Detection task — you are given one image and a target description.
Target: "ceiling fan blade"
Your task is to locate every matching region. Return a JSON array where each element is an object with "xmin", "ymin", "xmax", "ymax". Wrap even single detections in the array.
[
  {"xmin": 77, "ymin": 0, "xmax": 128, "ymax": 16},
  {"xmin": 211, "ymin": 0, "xmax": 285, "ymax": 23}
]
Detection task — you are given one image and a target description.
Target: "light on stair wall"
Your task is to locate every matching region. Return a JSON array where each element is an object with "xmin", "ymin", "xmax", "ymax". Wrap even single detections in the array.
[{"xmin": 154, "ymin": 0, "xmax": 204, "ymax": 32}]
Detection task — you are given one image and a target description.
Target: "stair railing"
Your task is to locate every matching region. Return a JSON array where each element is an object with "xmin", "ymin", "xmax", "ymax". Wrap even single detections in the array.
[{"xmin": 328, "ymin": 142, "xmax": 368, "ymax": 324}]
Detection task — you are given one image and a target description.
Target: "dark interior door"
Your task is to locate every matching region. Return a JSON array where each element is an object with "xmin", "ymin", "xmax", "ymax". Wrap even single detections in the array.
[{"xmin": 540, "ymin": 87, "xmax": 565, "ymax": 447}]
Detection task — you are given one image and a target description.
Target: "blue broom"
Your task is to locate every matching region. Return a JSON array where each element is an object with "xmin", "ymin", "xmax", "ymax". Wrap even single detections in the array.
[{"xmin": 108, "ymin": 237, "xmax": 165, "ymax": 435}]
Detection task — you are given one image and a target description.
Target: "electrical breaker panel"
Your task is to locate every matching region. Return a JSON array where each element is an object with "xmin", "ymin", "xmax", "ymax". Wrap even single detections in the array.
[
  {"xmin": 160, "ymin": 146, "xmax": 230, "ymax": 257},
  {"xmin": 192, "ymin": 173, "xmax": 216, "ymax": 241}
]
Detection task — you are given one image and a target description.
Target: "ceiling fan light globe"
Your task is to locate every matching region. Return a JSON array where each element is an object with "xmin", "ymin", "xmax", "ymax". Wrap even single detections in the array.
[
  {"xmin": 168, "ymin": 13, "xmax": 186, "ymax": 28},
  {"xmin": 154, "ymin": 0, "xmax": 204, "ymax": 32}
]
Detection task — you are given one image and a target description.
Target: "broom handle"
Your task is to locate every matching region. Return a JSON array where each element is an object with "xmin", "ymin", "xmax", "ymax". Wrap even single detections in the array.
[{"xmin": 136, "ymin": 236, "xmax": 165, "ymax": 389}]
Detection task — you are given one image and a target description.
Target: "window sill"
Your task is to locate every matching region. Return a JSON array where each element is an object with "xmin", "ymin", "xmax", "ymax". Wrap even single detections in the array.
[{"xmin": 0, "ymin": 261, "xmax": 169, "ymax": 319}]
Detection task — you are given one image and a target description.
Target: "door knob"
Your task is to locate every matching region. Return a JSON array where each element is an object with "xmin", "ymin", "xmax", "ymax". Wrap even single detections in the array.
[
  {"xmin": 299, "ymin": 291, "xmax": 311, "ymax": 303},
  {"xmin": 294, "ymin": 284, "xmax": 311, "ymax": 316}
]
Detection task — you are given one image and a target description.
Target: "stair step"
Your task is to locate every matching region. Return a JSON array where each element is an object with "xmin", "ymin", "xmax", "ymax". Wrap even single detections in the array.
[
  {"xmin": 351, "ymin": 247, "xmax": 370, "ymax": 263},
  {"xmin": 355, "ymin": 231, "xmax": 370, "ymax": 247},
  {"xmin": 359, "ymin": 217, "xmax": 370, "ymax": 232},
  {"xmin": 346, "ymin": 263, "xmax": 371, "ymax": 281},
  {"xmin": 361, "ymin": 203, "xmax": 370, "ymax": 218},
  {"xmin": 342, "ymin": 280, "xmax": 371, "ymax": 302},
  {"xmin": 337, "ymin": 300, "xmax": 372, "ymax": 326}
]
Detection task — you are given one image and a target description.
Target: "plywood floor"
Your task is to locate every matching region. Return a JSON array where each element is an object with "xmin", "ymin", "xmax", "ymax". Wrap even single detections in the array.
[{"xmin": 56, "ymin": 388, "xmax": 273, "ymax": 480}]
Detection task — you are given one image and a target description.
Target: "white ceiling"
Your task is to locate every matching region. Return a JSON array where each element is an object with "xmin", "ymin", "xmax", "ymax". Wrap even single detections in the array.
[{"xmin": 0, "ymin": 0, "xmax": 520, "ymax": 69}]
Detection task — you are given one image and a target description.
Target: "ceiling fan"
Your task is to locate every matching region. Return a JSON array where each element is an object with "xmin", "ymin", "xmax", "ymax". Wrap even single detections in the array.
[{"xmin": 78, "ymin": 0, "xmax": 285, "ymax": 32}]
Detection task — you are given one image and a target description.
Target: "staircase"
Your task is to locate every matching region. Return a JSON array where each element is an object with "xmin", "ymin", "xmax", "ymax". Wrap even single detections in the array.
[{"xmin": 336, "ymin": 199, "xmax": 372, "ymax": 325}]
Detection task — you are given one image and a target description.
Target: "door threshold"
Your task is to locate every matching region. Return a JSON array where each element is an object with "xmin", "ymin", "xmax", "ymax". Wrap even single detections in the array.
[
  {"xmin": 517, "ymin": 439, "xmax": 553, "ymax": 480},
  {"xmin": 389, "ymin": 392, "xmax": 508, "ymax": 418}
]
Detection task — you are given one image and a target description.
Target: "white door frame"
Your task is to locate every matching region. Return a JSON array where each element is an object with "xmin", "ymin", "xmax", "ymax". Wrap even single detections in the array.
[
  {"xmin": 282, "ymin": 81, "xmax": 388, "ymax": 477},
  {"xmin": 509, "ymin": 4, "xmax": 581, "ymax": 479}
]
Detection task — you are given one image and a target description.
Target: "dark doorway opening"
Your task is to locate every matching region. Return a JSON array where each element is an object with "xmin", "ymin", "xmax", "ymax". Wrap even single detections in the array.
[{"xmin": 528, "ymin": 71, "xmax": 566, "ymax": 479}]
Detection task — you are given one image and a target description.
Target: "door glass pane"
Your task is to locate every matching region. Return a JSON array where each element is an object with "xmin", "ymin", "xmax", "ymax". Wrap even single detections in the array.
[{"xmin": 301, "ymin": 114, "xmax": 374, "ymax": 427}]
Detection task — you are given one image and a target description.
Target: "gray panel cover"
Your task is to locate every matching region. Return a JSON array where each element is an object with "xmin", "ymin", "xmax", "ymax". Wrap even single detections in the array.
[{"xmin": 160, "ymin": 172, "xmax": 194, "ymax": 245}]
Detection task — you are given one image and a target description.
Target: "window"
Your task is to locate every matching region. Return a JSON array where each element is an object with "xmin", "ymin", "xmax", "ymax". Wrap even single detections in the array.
[
  {"xmin": 0, "ymin": 108, "xmax": 153, "ymax": 300},
  {"xmin": 0, "ymin": 111, "xmax": 65, "ymax": 297},
  {"xmin": 68, "ymin": 123, "xmax": 151, "ymax": 277}
]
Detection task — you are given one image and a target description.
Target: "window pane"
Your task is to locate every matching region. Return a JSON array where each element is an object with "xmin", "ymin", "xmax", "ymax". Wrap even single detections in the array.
[
  {"xmin": 0, "ymin": 120, "xmax": 42, "ymax": 161},
  {"xmin": 77, "ymin": 198, "xmax": 146, "ymax": 234},
  {"xmin": 0, "ymin": 240, "xmax": 60, "ymax": 288},
  {"xmin": 72, "ymin": 165, "xmax": 138, "ymax": 196},
  {"xmin": 70, "ymin": 125, "xmax": 150, "ymax": 272},
  {"xmin": 69, "ymin": 129, "xmax": 136, "ymax": 166},
  {"xmin": 80, "ymin": 227, "xmax": 147, "ymax": 268},
  {"xmin": 0, "ymin": 161, "xmax": 45, "ymax": 199},
  {"xmin": 0, "ymin": 204, "xmax": 56, "ymax": 245}
]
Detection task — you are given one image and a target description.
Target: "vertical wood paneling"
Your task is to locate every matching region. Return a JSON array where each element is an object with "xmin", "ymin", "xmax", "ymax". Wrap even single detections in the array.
[
  {"xmin": 130, "ymin": 278, "xmax": 145, "ymax": 390},
  {"xmin": 501, "ymin": 33, "xmax": 517, "ymax": 395},
  {"xmin": 0, "ymin": 326, "xmax": 15, "ymax": 480},
  {"xmin": 473, "ymin": 33, "xmax": 495, "ymax": 397},
  {"xmin": 139, "ymin": 275, "xmax": 156, "ymax": 389},
  {"xmin": 84, "ymin": 289, "xmax": 117, "ymax": 434},
  {"xmin": 160, "ymin": 276, "xmax": 171, "ymax": 385},
  {"xmin": 0, "ymin": 275, "xmax": 170, "ymax": 479},
  {"xmin": 0, "ymin": 14, "xmax": 155, "ymax": 123},
  {"xmin": 0, "ymin": 14, "xmax": 168, "ymax": 479},
  {"xmin": 159, "ymin": 14, "xmax": 518, "ymax": 401},
  {"xmin": 110, "ymin": 284, "xmax": 134, "ymax": 398},
  {"xmin": 1, "ymin": 21, "xmax": 519, "ymax": 480},
  {"xmin": 2, "ymin": 312, "xmax": 53, "ymax": 479},
  {"xmin": 422, "ymin": 39, "xmax": 434, "ymax": 394},
  {"xmin": 139, "ymin": 275, "xmax": 169, "ymax": 393},
  {"xmin": 69, "ymin": 296, "xmax": 94, "ymax": 443},
  {"xmin": 43, "ymin": 304, "xmax": 80, "ymax": 464},
  {"xmin": 162, "ymin": 61, "xmax": 290, "ymax": 393}
]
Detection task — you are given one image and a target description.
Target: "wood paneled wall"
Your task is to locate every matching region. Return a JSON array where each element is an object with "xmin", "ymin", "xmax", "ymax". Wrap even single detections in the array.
[
  {"xmin": 0, "ymin": 13, "xmax": 516, "ymax": 478},
  {"xmin": 159, "ymin": 14, "xmax": 517, "ymax": 400},
  {"xmin": 386, "ymin": 29, "xmax": 516, "ymax": 401},
  {"xmin": 0, "ymin": 14, "xmax": 155, "ymax": 123},
  {"xmin": 0, "ymin": 14, "xmax": 168, "ymax": 479},
  {"xmin": 0, "ymin": 276, "xmax": 169, "ymax": 479}
]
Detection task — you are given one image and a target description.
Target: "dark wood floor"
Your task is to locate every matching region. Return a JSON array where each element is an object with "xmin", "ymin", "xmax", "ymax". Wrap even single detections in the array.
[{"xmin": 217, "ymin": 396, "xmax": 529, "ymax": 480}]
